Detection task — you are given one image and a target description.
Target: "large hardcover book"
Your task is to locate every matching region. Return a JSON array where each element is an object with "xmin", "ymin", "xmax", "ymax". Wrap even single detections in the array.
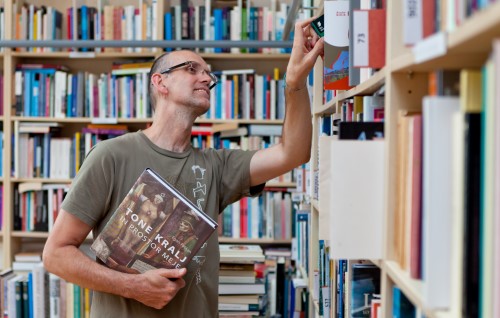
[
  {"xmin": 422, "ymin": 96, "xmax": 459, "ymax": 309},
  {"xmin": 91, "ymin": 168, "xmax": 218, "ymax": 273}
]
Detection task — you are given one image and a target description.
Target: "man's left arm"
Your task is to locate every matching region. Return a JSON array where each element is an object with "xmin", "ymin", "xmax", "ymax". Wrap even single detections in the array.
[{"xmin": 250, "ymin": 17, "xmax": 324, "ymax": 187}]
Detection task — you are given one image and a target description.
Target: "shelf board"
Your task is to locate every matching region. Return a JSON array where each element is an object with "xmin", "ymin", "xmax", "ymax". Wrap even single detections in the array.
[
  {"xmin": 200, "ymin": 53, "xmax": 290, "ymax": 60},
  {"xmin": 297, "ymin": 265, "xmax": 309, "ymax": 284},
  {"xmin": 12, "ymin": 51, "xmax": 158, "ymax": 59},
  {"xmin": 12, "ymin": 178, "xmax": 72, "ymax": 183},
  {"xmin": 312, "ymin": 199, "xmax": 319, "ymax": 211},
  {"xmin": 12, "ymin": 231, "xmax": 49, "ymax": 238},
  {"xmin": 11, "ymin": 117, "xmax": 283, "ymax": 125},
  {"xmin": 218, "ymin": 237, "xmax": 291, "ymax": 244},
  {"xmin": 196, "ymin": 119, "xmax": 284, "ymax": 124},
  {"xmin": 11, "ymin": 116, "xmax": 152, "ymax": 123},
  {"xmin": 265, "ymin": 181, "xmax": 296, "ymax": 188},
  {"xmin": 392, "ymin": 1, "xmax": 500, "ymax": 72},
  {"xmin": 315, "ymin": 67, "xmax": 386, "ymax": 115},
  {"xmin": 10, "ymin": 51, "xmax": 290, "ymax": 60},
  {"xmin": 383, "ymin": 261, "xmax": 451, "ymax": 318}
]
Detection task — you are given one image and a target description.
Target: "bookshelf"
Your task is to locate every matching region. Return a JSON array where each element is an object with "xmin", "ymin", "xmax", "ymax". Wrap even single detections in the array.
[
  {"xmin": 0, "ymin": 0, "xmax": 305, "ymax": 276},
  {"xmin": 310, "ymin": 1, "xmax": 500, "ymax": 318}
]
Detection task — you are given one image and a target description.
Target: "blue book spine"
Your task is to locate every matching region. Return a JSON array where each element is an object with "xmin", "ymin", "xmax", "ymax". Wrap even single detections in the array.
[
  {"xmin": 28, "ymin": 273, "xmax": 34, "ymax": 318},
  {"xmin": 164, "ymin": 13, "xmax": 173, "ymax": 52},
  {"xmin": 32, "ymin": 73, "xmax": 40, "ymax": 117},
  {"xmin": 213, "ymin": 9, "xmax": 223, "ymax": 53},
  {"xmin": 81, "ymin": 6, "xmax": 88, "ymax": 51},
  {"xmin": 23, "ymin": 70, "xmax": 32, "ymax": 116},
  {"xmin": 43, "ymin": 134, "xmax": 50, "ymax": 178},
  {"xmin": 71, "ymin": 75, "xmax": 78, "ymax": 117}
]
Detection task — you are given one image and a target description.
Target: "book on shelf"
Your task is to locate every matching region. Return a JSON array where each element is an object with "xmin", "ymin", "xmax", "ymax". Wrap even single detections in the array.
[
  {"xmin": 218, "ymin": 294, "xmax": 261, "ymax": 305},
  {"xmin": 14, "ymin": 252, "xmax": 42, "ymax": 262},
  {"xmin": 392, "ymin": 286, "xmax": 415, "ymax": 318},
  {"xmin": 352, "ymin": 9, "xmax": 386, "ymax": 69},
  {"xmin": 219, "ymin": 263, "xmax": 256, "ymax": 284},
  {"xmin": 422, "ymin": 96, "xmax": 460, "ymax": 309},
  {"xmin": 338, "ymin": 121, "xmax": 384, "ymax": 140},
  {"xmin": 350, "ymin": 263, "xmax": 381, "ymax": 318},
  {"xmin": 218, "ymin": 281, "xmax": 266, "ymax": 295},
  {"xmin": 324, "ymin": 0, "xmax": 352, "ymax": 90},
  {"xmin": 91, "ymin": 168, "xmax": 217, "ymax": 273},
  {"xmin": 219, "ymin": 244, "xmax": 265, "ymax": 264}
]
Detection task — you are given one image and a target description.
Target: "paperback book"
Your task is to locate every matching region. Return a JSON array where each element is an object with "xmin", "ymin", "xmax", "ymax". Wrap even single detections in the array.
[{"xmin": 91, "ymin": 168, "xmax": 218, "ymax": 273}]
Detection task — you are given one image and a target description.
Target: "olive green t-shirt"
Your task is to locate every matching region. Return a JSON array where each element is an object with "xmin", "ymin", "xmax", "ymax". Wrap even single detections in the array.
[{"xmin": 61, "ymin": 131, "xmax": 263, "ymax": 318}]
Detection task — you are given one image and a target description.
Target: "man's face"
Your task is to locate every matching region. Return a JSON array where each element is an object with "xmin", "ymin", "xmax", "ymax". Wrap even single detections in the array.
[{"xmin": 163, "ymin": 52, "xmax": 213, "ymax": 114}]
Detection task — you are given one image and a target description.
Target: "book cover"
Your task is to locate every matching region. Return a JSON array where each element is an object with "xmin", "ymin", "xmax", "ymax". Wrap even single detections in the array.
[
  {"xmin": 324, "ymin": 0, "xmax": 352, "ymax": 90},
  {"xmin": 350, "ymin": 264, "xmax": 380, "ymax": 318},
  {"xmin": 91, "ymin": 168, "xmax": 218, "ymax": 273}
]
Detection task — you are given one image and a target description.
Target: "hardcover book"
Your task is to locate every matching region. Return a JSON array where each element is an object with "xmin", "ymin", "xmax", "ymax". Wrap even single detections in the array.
[{"xmin": 91, "ymin": 168, "xmax": 218, "ymax": 273}]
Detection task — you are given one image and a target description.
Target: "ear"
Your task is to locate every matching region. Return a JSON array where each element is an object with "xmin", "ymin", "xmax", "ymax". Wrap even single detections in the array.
[{"xmin": 151, "ymin": 73, "xmax": 169, "ymax": 95}]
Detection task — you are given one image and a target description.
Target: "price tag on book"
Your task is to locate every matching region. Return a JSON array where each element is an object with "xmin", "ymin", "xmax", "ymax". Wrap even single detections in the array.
[
  {"xmin": 412, "ymin": 31, "xmax": 447, "ymax": 64},
  {"xmin": 91, "ymin": 118, "xmax": 118, "ymax": 124},
  {"xmin": 69, "ymin": 52, "xmax": 96, "ymax": 58}
]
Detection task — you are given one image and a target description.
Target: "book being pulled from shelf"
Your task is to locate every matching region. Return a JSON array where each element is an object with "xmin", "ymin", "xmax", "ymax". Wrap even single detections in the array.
[{"xmin": 91, "ymin": 168, "xmax": 218, "ymax": 273}]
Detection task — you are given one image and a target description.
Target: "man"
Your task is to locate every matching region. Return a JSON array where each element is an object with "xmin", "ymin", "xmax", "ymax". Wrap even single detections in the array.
[{"xmin": 43, "ymin": 17, "xmax": 324, "ymax": 317}]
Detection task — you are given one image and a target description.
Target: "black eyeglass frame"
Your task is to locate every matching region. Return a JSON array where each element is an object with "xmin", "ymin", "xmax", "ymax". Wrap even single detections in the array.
[{"xmin": 159, "ymin": 61, "xmax": 218, "ymax": 90}]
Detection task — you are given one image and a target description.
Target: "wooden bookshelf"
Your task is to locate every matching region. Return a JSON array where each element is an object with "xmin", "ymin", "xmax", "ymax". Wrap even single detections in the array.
[
  {"xmin": 311, "ymin": 1, "xmax": 500, "ymax": 318},
  {"xmin": 0, "ymin": 0, "xmax": 299, "ymax": 273}
]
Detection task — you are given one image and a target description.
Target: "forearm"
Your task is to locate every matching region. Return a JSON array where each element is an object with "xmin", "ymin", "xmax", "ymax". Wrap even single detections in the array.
[
  {"xmin": 43, "ymin": 244, "xmax": 135, "ymax": 299},
  {"xmin": 281, "ymin": 85, "xmax": 312, "ymax": 166}
]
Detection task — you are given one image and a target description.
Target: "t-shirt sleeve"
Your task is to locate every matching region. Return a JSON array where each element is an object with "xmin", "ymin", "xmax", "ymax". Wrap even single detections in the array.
[
  {"xmin": 61, "ymin": 142, "xmax": 115, "ymax": 227},
  {"xmin": 215, "ymin": 148, "xmax": 265, "ymax": 209}
]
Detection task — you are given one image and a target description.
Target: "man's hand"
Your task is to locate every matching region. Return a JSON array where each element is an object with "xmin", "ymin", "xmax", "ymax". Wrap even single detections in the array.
[
  {"xmin": 285, "ymin": 16, "xmax": 325, "ymax": 90},
  {"xmin": 129, "ymin": 268, "xmax": 187, "ymax": 309}
]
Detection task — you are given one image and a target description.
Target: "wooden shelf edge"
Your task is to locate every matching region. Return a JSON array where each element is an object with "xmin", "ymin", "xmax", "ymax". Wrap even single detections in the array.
[
  {"xmin": 12, "ymin": 231, "xmax": 49, "ymax": 238},
  {"xmin": 218, "ymin": 237, "xmax": 291, "ymax": 244},
  {"xmin": 10, "ymin": 117, "xmax": 284, "ymax": 124},
  {"xmin": 315, "ymin": 67, "xmax": 386, "ymax": 115},
  {"xmin": 391, "ymin": 3, "xmax": 500, "ymax": 73},
  {"xmin": 383, "ymin": 260, "xmax": 451, "ymax": 318},
  {"xmin": 11, "ymin": 51, "xmax": 290, "ymax": 60},
  {"xmin": 12, "ymin": 178, "xmax": 72, "ymax": 183},
  {"xmin": 312, "ymin": 200, "xmax": 319, "ymax": 211},
  {"xmin": 447, "ymin": 1, "xmax": 500, "ymax": 51},
  {"xmin": 11, "ymin": 51, "xmax": 158, "ymax": 58}
]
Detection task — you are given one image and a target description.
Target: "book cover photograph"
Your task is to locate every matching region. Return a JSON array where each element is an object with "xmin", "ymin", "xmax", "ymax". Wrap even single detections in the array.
[{"xmin": 91, "ymin": 168, "xmax": 218, "ymax": 273}]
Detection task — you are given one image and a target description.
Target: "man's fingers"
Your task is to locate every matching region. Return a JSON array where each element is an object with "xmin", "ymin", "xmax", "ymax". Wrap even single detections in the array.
[
  {"xmin": 156, "ymin": 268, "xmax": 187, "ymax": 278},
  {"xmin": 296, "ymin": 15, "xmax": 318, "ymax": 30}
]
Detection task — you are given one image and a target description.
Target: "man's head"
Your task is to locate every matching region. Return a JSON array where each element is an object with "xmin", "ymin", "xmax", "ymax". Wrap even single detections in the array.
[{"xmin": 149, "ymin": 50, "xmax": 217, "ymax": 114}]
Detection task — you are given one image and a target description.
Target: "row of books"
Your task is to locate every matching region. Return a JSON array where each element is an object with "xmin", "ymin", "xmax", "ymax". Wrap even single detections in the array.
[
  {"xmin": 1, "ymin": 261, "xmax": 92, "ymax": 318},
  {"xmin": 14, "ymin": 66, "xmax": 151, "ymax": 119},
  {"xmin": 315, "ymin": 241, "xmax": 382, "ymax": 318},
  {"xmin": 9, "ymin": 0, "xmax": 295, "ymax": 54},
  {"xmin": 13, "ymin": 183, "xmax": 68, "ymax": 233},
  {"xmin": 12, "ymin": 2, "xmax": 159, "ymax": 53},
  {"xmin": 403, "ymin": 0, "xmax": 496, "ymax": 46},
  {"xmin": 164, "ymin": 1, "xmax": 291, "ymax": 54},
  {"xmin": 13, "ymin": 122, "xmax": 128, "ymax": 179},
  {"xmin": 219, "ymin": 191, "xmax": 295, "ymax": 240},
  {"xmin": 13, "ymin": 64, "xmax": 286, "ymax": 120},
  {"xmin": 393, "ymin": 61, "xmax": 500, "ymax": 315}
]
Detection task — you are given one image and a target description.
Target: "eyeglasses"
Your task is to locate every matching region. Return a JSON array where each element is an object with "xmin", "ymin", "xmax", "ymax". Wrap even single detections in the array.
[{"xmin": 159, "ymin": 61, "xmax": 218, "ymax": 90}]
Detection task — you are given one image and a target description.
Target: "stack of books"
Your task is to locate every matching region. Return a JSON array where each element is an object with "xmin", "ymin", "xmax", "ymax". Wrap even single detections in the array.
[{"xmin": 218, "ymin": 244, "xmax": 266, "ymax": 317}]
